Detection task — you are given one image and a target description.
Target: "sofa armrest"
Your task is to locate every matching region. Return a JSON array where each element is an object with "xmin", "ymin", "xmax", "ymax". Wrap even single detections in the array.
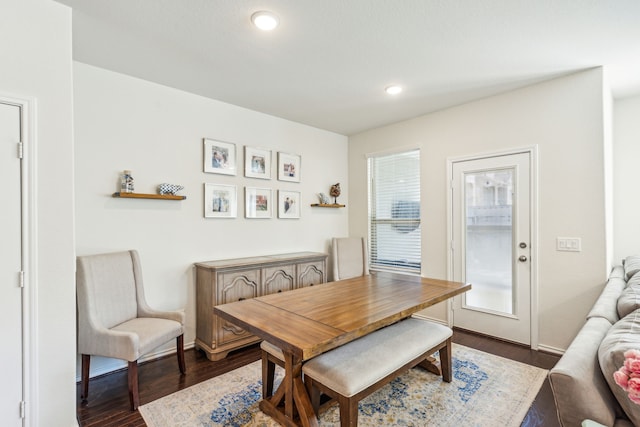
[
  {"xmin": 549, "ymin": 317, "xmax": 619, "ymax": 427},
  {"xmin": 587, "ymin": 266, "xmax": 625, "ymax": 324}
]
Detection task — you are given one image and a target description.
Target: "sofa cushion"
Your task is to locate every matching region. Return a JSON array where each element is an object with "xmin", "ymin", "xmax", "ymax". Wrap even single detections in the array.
[
  {"xmin": 618, "ymin": 282, "xmax": 640, "ymax": 319},
  {"xmin": 599, "ymin": 309, "xmax": 640, "ymax": 426},
  {"xmin": 588, "ymin": 269, "xmax": 626, "ymax": 324},
  {"xmin": 624, "ymin": 256, "xmax": 640, "ymax": 281},
  {"xmin": 628, "ymin": 273, "xmax": 640, "ymax": 288}
]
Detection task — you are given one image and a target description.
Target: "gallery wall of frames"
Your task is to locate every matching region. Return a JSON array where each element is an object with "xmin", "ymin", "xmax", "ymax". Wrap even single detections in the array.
[{"xmin": 203, "ymin": 138, "xmax": 302, "ymax": 219}]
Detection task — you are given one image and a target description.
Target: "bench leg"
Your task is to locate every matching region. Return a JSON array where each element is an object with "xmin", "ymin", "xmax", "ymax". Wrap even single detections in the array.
[
  {"xmin": 338, "ymin": 395, "xmax": 358, "ymax": 427},
  {"xmin": 440, "ymin": 338, "xmax": 452, "ymax": 383},
  {"xmin": 305, "ymin": 377, "xmax": 321, "ymax": 415},
  {"xmin": 261, "ymin": 350, "xmax": 276, "ymax": 398}
]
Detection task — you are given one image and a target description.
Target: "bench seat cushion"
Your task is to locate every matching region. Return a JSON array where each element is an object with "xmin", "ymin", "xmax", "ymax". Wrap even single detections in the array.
[{"xmin": 302, "ymin": 318, "xmax": 452, "ymax": 397}]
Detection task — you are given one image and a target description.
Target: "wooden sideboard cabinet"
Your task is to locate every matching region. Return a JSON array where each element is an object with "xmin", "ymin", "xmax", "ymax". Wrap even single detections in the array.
[{"xmin": 194, "ymin": 252, "xmax": 328, "ymax": 361}]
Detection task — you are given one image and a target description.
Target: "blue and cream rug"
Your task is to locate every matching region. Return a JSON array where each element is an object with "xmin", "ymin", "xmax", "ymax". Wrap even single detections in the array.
[{"xmin": 139, "ymin": 344, "xmax": 547, "ymax": 427}]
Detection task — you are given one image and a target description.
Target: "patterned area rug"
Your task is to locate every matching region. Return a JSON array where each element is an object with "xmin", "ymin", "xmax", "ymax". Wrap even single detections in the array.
[{"xmin": 140, "ymin": 344, "xmax": 547, "ymax": 427}]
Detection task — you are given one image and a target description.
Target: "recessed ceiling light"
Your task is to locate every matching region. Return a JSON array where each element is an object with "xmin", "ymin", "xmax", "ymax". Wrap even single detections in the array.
[
  {"xmin": 385, "ymin": 85, "xmax": 403, "ymax": 95},
  {"xmin": 251, "ymin": 11, "xmax": 279, "ymax": 31}
]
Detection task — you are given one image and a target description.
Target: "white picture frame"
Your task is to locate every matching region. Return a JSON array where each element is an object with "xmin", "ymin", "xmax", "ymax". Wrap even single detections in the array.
[
  {"xmin": 204, "ymin": 183, "xmax": 237, "ymax": 218},
  {"xmin": 245, "ymin": 187, "xmax": 273, "ymax": 219},
  {"xmin": 279, "ymin": 190, "xmax": 301, "ymax": 219},
  {"xmin": 203, "ymin": 138, "xmax": 237, "ymax": 175},
  {"xmin": 278, "ymin": 152, "xmax": 301, "ymax": 182},
  {"xmin": 244, "ymin": 146, "xmax": 272, "ymax": 179}
]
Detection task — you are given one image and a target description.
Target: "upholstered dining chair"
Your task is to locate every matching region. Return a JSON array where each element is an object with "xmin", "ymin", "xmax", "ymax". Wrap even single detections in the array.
[
  {"xmin": 331, "ymin": 236, "xmax": 369, "ymax": 281},
  {"xmin": 76, "ymin": 250, "xmax": 186, "ymax": 410}
]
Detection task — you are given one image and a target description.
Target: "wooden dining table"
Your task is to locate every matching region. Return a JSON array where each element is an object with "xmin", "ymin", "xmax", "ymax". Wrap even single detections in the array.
[{"xmin": 214, "ymin": 271, "xmax": 471, "ymax": 427}]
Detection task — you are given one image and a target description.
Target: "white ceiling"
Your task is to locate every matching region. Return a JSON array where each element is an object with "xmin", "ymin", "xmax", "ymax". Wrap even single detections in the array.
[{"xmin": 55, "ymin": 0, "xmax": 640, "ymax": 135}]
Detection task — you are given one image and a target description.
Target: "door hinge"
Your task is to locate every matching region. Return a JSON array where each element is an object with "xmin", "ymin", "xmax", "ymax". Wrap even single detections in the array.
[
  {"xmin": 20, "ymin": 401, "xmax": 26, "ymax": 418},
  {"xmin": 19, "ymin": 271, "xmax": 25, "ymax": 288},
  {"xmin": 17, "ymin": 141, "xmax": 24, "ymax": 159}
]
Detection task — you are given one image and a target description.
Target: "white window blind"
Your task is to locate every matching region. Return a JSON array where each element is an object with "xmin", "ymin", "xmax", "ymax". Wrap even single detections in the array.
[{"xmin": 368, "ymin": 149, "xmax": 421, "ymax": 274}]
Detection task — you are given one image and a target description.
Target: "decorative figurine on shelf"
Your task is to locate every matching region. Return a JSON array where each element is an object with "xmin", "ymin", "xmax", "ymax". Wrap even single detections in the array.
[
  {"xmin": 158, "ymin": 183, "xmax": 184, "ymax": 195},
  {"xmin": 318, "ymin": 193, "xmax": 331, "ymax": 204},
  {"xmin": 329, "ymin": 183, "xmax": 341, "ymax": 204},
  {"xmin": 120, "ymin": 170, "xmax": 134, "ymax": 193}
]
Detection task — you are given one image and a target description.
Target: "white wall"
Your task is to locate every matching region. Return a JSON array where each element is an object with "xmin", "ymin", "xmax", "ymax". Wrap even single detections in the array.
[
  {"xmin": 0, "ymin": 0, "xmax": 75, "ymax": 425},
  {"xmin": 613, "ymin": 95, "xmax": 640, "ymax": 261},
  {"xmin": 348, "ymin": 68, "xmax": 608, "ymax": 352},
  {"xmin": 73, "ymin": 62, "xmax": 349, "ymax": 376}
]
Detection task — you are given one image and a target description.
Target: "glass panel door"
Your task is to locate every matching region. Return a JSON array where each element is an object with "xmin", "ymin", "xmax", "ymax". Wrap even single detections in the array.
[{"xmin": 464, "ymin": 168, "xmax": 514, "ymax": 315}]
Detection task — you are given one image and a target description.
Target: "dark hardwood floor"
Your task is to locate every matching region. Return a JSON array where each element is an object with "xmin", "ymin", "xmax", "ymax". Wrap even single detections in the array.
[{"xmin": 76, "ymin": 329, "xmax": 561, "ymax": 427}]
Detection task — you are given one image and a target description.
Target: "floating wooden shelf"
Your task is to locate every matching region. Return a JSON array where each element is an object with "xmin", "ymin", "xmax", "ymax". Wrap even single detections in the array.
[
  {"xmin": 112, "ymin": 192, "xmax": 186, "ymax": 200},
  {"xmin": 310, "ymin": 203, "xmax": 345, "ymax": 208}
]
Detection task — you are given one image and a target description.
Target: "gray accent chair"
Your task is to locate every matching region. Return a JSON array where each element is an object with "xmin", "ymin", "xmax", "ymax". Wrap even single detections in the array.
[
  {"xmin": 76, "ymin": 250, "xmax": 185, "ymax": 410},
  {"xmin": 331, "ymin": 236, "xmax": 369, "ymax": 281}
]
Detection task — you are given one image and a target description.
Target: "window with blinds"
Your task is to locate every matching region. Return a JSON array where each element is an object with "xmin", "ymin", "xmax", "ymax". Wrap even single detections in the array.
[{"xmin": 368, "ymin": 149, "xmax": 421, "ymax": 274}]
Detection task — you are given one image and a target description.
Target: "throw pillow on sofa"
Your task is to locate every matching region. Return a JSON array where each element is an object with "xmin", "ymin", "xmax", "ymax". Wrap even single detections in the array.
[
  {"xmin": 599, "ymin": 308, "xmax": 640, "ymax": 426},
  {"xmin": 617, "ymin": 276, "xmax": 640, "ymax": 318},
  {"xmin": 623, "ymin": 256, "xmax": 640, "ymax": 281}
]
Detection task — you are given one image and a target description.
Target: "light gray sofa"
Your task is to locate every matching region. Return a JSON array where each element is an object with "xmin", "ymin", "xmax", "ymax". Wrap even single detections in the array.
[{"xmin": 550, "ymin": 256, "xmax": 640, "ymax": 427}]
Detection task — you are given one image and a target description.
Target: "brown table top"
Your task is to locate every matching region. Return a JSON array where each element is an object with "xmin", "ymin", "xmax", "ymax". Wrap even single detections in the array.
[{"xmin": 214, "ymin": 271, "xmax": 471, "ymax": 361}]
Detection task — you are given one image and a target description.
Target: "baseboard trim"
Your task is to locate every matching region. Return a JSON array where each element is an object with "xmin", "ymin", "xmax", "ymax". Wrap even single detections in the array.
[
  {"xmin": 536, "ymin": 343, "xmax": 565, "ymax": 356},
  {"xmin": 410, "ymin": 313, "xmax": 448, "ymax": 325}
]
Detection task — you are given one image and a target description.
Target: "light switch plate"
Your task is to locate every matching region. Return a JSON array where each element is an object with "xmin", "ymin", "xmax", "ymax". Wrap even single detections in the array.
[{"xmin": 557, "ymin": 237, "xmax": 581, "ymax": 252}]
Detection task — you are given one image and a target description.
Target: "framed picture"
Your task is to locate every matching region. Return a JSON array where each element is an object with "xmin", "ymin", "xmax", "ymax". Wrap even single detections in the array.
[
  {"xmin": 203, "ymin": 138, "xmax": 237, "ymax": 175},
  {"xmin": 245, "ymin": 187, "xmax": 273, "ymax": 219},
  {"xmin": 278, "ymin": 152, "xmax": 301, "ymax": 182},
  {"xmin": 204, "ymin": 183, "xmax": 237, "ymax": 218},
  {"xmin": 279, "ymin": 190, "xmax": 301, "ymax": 219},
  {"xmin": 244, "ymin": 146, "xmax": 272, "ymax": 179}
]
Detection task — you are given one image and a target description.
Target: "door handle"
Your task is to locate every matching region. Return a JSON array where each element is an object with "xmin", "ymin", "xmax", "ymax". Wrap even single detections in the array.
[{"xmin": 518, "ymin": 255, "xmax": 527, "ymax": 262}]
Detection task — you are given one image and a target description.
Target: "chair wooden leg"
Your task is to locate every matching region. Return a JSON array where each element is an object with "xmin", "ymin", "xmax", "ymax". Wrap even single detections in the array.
[
  {"xmin": 441, "ymin": 338, "xmax": 452, "ymax": 383},
  {"xmin": 81, "ymin": 354, "xmax": 90, "ymax": 402},
  {"xmin": 176, "ymin": 334, "xmax": 186, "ymax": 374},
  {"xmin": 128, "ymin": 361, "xmax": 139, "ymax": 411}
]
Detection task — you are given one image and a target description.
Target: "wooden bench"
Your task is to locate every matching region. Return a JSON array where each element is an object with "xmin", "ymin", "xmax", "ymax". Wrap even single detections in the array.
[{"xmin": 261, "ymin": 318, "xmax": 452, "ymax": 426}]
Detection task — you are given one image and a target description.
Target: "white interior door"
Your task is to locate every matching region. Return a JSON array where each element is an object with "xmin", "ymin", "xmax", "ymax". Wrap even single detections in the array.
[
  {"xmin": 0, "ymin": 101, "xmax": 24, "ymax": 426},
  {"xmin": 451, "ymin": 152, "xmax": 532, "ymax": 345}
]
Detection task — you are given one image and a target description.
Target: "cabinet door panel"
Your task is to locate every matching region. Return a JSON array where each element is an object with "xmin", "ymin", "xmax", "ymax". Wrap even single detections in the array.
[
  {"xmin": 217, "ymin": 270, "xmax": 259, "ymax": 344},
  {"xmin": 262, "ymin": 265, "xmax": 294, "ymax": 295},
  {"xmin": 297, "ymin": 261, "xmax": 326, "ymax": 288}
]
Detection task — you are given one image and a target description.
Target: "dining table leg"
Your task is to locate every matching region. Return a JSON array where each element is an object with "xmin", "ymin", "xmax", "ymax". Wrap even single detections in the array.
[
  {"xmin": 259, "ymin": 350, "xmax": 319, "ymax": 427},
  {"xmin": 418, "ymin": 355, "xmax": 443, "ymax": 376}
]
